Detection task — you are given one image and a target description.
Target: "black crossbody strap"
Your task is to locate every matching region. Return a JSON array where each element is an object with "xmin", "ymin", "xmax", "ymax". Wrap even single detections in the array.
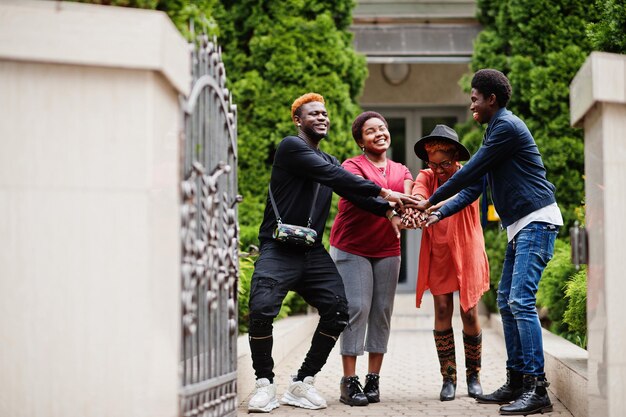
[{"xmin": 268, "ymin": 183, "xmax": 320, "ymax": 227}]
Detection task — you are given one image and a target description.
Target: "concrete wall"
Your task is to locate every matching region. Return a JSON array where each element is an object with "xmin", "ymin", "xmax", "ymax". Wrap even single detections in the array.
[
  {"xmin": 0, "ymin": 1, "xmax": 189, "ymax": 416},
  {"xmin": 570, "ymin": 52, "xmax": 626, "ymax": 417}
]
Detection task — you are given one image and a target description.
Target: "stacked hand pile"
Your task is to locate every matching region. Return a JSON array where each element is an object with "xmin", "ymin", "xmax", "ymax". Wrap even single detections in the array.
[{"xmin": 399, "ymin": 207, "xmax": 430, "ymax": 229}]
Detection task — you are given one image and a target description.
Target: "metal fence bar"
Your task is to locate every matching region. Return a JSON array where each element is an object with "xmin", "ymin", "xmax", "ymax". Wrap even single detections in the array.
[{"xmin": 179, "ymin": 35, "xmax": 240, "ymax": 417}]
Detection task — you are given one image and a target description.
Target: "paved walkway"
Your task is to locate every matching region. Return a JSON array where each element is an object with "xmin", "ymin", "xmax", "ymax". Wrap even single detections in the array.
[{"xmin": 237, "ymin": 293, "xmax": 574, "ymax": 416}]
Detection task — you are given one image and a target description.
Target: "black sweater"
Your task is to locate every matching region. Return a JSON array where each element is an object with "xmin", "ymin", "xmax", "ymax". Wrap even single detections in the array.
[{"xmin": 258, "ymin": 136, "xmax": 390, "ymax": 245}]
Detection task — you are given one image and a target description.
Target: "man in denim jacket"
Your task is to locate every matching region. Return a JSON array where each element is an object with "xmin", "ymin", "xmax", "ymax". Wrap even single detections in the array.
[{"xmin": 417, "ymin": 69, "xmax": 563, "ymax": 416}]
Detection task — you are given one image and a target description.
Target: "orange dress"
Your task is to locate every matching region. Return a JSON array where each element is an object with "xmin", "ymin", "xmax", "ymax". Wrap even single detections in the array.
[{"xmin": 412, "ymin": 168, "xmax": 490, "ymax": 312}]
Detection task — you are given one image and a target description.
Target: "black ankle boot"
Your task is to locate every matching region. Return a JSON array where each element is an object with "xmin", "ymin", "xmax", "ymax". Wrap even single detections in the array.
[
  {"xmin": 440, "ymin": 377, "xmax": 456, "ymax": 401},
  {"xmin": 340, "ymin": 375, "xmax": 369, "ymax": 406},
  {"xmin": 363, "ymin": 373, "xmax": 380, "ymax": 403},
  {"xmin": 499, "ymin": 374, "xmax": 553, "ymax": 415},
  {"xmin": 475, "ymin": 369, "xmax": 523, "ymax": 404}
]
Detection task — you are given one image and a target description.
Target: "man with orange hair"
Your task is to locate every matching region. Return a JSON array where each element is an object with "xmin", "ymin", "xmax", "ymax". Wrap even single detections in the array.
[{"xmin": 247, "ymin": 93, "xmax": 418, "ymax": 413}]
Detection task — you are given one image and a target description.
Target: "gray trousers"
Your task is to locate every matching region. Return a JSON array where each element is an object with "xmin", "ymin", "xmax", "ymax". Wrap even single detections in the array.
[{"xmin": 330, "ymin": 246, "xmax": 401, "ymax": 356}]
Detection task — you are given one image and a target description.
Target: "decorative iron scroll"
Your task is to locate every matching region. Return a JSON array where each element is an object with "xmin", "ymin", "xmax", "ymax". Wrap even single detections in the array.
[{"xmin": 179, "ymin": 35, "xmax": 240, "ymax": 417}]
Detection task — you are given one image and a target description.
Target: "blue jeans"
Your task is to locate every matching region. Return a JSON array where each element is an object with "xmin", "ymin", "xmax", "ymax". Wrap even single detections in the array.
[{"xmin": 497, "ymin": 222, "xmax": 558, "ymax": 376}]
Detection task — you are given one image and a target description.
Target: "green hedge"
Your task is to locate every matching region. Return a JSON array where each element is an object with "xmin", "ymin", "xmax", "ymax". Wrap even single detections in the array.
[
  {"xmin": 480, "ymin": 203, "xmax": 588, "ymax": 348},
  {"xmin": 461, "ymin": 0, "xmax": 598, "ymax": 232},
  {"xmin": 480, "ymin": 226, "xmax": 508, "ymax": 312},
  {"xmin": 481, "ymin": 233, "xmax": 587, "ymax": 349},
  {"xmin": 563, "ymin": 267, "xmax": 587, "ymax": 348},
  {"xmin": 537, "ymin": 240, "xmax": 577, "ymax": 335},
  {"xmin": 213, "ymin": 0, "xmax": 367, "ymax": 250},
  {"xmin": 536, "ymin": 240, "xmax": 587, "ymax": 348},
  {"xmin": 237, "ymin": 254, "xmax": 308, "ymax": 334}
]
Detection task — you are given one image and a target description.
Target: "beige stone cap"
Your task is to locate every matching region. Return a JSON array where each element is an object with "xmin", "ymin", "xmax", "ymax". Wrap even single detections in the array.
[
  {"xmin": 0, "ymin": 0, "xmax": 190, "ymax": 95},
  {"xmin": 570, "ymin": 51, "xmax": 626, "ymax": 127}
]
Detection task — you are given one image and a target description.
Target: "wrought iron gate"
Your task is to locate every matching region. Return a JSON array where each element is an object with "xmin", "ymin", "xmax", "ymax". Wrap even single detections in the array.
[{"xmin": 179, "ymin": 36, "xmax": 240, "ymax": 417}]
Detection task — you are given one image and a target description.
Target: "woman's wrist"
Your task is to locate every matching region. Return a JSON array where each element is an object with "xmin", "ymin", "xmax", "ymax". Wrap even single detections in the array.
[
  {"xmin": 380, "ymin": 188, "xmax": 393, "ymax": 200},
  {"xmin": 386, "ymin": 209, "xmax": 399, "ymax": 221}
]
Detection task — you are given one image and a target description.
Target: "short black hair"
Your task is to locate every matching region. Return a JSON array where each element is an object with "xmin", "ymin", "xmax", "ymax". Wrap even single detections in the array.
[
  {"xmin": 352, "ymin": 111, "xmax": 388, "ymax": 142},
  {"xmin": 471, "ymin": 69, "xmax": 512, "ymax": 108}
]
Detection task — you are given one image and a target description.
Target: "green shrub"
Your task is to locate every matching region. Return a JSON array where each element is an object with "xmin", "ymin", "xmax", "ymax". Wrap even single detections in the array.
[
  {"xmin": 536, "ymin": 237, "xmax": 589, "ymax": 348},
  {"xmin": 563, "ymin": 267, "xmax": 587, "ymax": 348},
  {"xmin": 480, "ymin": 226, "xmax": 508, "ymax": 312},
  {"xmin": 238, "ymin": 253, "xmax": 309, "ymax": 334},
  {"xmin": 214, "ymin": 0, "xmax": 367, "ymax": 250},
  {"xmin": 237, "ymin": 254, "xmax": 254, "ymax": 334},
  {"xmin": 537, "ymin": 239, "xmax": 577, "ymax": 335},
  {"xmin": 588, "ymin": 0, "xmax": 626, "ymax": 54},
  {"xmin": 482, "ymin": 232, "xmax": 588, "ymax": 348},
  {"xmin": 461, "ymin": 0, "xmax": 599, "ymax": 233}
]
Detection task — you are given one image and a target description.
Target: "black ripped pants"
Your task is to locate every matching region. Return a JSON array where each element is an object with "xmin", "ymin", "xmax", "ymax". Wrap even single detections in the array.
[{"xmin": 248, "ymin": 240, "xmax": 349, "ymax": 383}]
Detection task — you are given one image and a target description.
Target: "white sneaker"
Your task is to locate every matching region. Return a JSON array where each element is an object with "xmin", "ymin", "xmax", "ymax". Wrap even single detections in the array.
[
  {"xmin": 280, "ymin": 376, "xmax": 327, "ymax": 410},
  {"xmin": 248, "ymin": 378, "xmax": 280, "ymax": 413}
]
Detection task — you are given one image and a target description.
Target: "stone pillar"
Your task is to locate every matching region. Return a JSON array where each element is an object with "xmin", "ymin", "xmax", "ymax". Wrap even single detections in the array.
[
  {"xmin": 570, "ymin": 52, "xmax": 626, "ymax": 417},
  {"xmin": 0, "ymin": 1, "xmax": 189, "ymax": 416}
]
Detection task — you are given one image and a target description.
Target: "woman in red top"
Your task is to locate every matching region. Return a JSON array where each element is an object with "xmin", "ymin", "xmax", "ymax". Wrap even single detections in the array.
[
  {"xmin": 408, "ymin": 125, "xmax": 489, "ymax": 402},
  {"xmin": 330, "ymin": 111, "xmax": 413, "ymax": 407}
]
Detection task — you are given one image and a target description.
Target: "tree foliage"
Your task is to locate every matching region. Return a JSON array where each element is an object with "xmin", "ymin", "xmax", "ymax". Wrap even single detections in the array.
[
  {"xmin": 563, "ymin": 267, "xmax": 587, "ymax": 348},
  {"xmin": 461, "ymin": 0, "xmax": 598, "ymax": 231},
  {"xmin": 70, "ymin": 1, "xmax": 366, "ymax": 249},
  {"xmin": 467, "ymin": 1, "xmax": 604, "ymax": 327},
  {"xmin": 536, "ymin": 239, "xmax": 577, "ymax": 334},
  {"xmin": 588, "ymin": 0, "xmax": 626, "ymax": 53},
  {"xmin": 213, "ymin": 0, "xmax": 367, "ymax": 248}
]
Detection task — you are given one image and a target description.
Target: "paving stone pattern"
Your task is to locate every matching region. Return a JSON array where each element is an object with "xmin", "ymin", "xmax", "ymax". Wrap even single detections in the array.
[{"xmin": 238, "ymin": 293, "xmax": 574, "ymax": 416}]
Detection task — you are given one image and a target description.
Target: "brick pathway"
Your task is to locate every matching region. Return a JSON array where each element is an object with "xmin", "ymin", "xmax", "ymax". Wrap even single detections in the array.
[{"xmin": 238, "ymin": 293, "xmax": 573, "ymax": 416}]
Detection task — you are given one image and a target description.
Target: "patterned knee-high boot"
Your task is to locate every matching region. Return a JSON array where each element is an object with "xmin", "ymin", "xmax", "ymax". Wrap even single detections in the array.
[
  {"xmin": 463, "ymin": 331, "xmax": 483, "ymax": 398},
  {"xmin": 434, "ymin": 328, "xmax": 456, "ymax": 401}
]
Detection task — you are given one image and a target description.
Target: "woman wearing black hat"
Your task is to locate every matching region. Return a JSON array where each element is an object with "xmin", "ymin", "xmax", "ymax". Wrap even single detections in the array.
[{"xmin": 407, "ymin": 124, "xmax": 489, "ymax": 402}]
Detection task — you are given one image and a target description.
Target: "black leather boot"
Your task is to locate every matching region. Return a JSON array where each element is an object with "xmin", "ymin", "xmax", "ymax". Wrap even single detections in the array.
[
  {"xmin": 464, "ymin": 332, "xmax": 483, "ymax": 398},
  {"xmin": 499, "ymin": 374, "xmax": 553, "ymax": 415},
  {"xmin": 440, "ymin": 377, "xmax": 456, "ymax": 401},
  {"xmin": 475, "ymin": 369, "xmax": 523, "ymax": 404},
  {"xmin": 363, "ymin": 373, "xmax": 380, "ymax": 403},
  {"xmin": 467, "ymin": 373, "xmax": 482, "ymax": 398},
  {"xmin": 339, "ymin": 375, "xmax": 369, "ymax": 406},
  {"xmin": 434, "ymin": 329, "xmax": 457, "ymax": 401}
]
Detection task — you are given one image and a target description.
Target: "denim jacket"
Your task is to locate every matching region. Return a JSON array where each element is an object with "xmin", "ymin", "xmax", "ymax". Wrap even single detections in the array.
[{"xmin": 432, "ymin": 108, "xmax": 556, "ymax": 228}]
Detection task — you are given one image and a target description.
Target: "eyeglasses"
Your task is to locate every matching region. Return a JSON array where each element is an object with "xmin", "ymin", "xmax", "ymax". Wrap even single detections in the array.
[{"xmin": 426, "ymin": 160, "xmax": 453, "ymax": 170}]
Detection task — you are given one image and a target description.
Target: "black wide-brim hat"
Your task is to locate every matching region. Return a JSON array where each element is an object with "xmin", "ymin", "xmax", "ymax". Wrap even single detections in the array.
[{"xmin": 414, "ymin": 124, "xmax": 471, "ymax": 162}]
